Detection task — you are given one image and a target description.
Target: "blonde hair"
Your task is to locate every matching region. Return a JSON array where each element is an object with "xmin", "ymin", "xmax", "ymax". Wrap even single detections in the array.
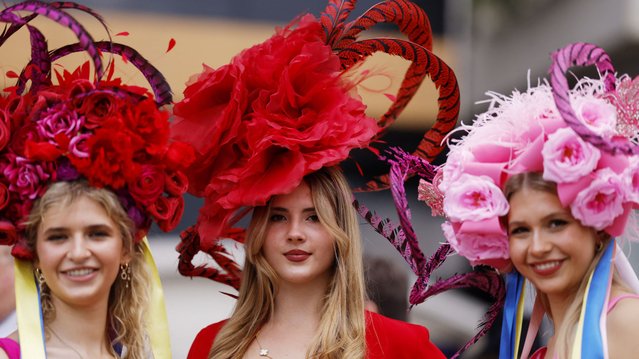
[
  {"xmin": 210, "ymin": 167, "xmax": 367, "ymax": 358},
  {"xmin": 504, "ymin": 172, "xmax": 625, "ymax": 358},
  {"xmin": 26, "ymin": 181, "xmax": 150, "ymax": 359}
]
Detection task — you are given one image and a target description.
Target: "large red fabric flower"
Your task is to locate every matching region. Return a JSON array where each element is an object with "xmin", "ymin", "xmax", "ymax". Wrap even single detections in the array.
[{"xmin": 172, "ymin": 15, "xmax": 379, "ymax": 248}]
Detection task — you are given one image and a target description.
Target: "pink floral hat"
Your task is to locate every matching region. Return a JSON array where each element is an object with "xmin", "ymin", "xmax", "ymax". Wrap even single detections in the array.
[{"xmin": 431, "ymin": 43, "xmax": 639, "ymax": 268}]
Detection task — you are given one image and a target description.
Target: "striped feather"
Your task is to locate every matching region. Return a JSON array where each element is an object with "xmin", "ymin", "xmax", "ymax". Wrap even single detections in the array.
[
  {"xmin": 549, "ymin": 42, "xmax": 637, "ymax": 155},
  {"xmin": 3, "ymin": 1, "xmax": 104, "ymax": 79},
  {"xmin": 337, "ymin": 0, "xmax": 432, "ymax": 51},
  {"xmin": 342, "ymin": 39, "xmax": 459, "ymax": 191},
  {"xmin": 47, "ymin": 41, "xmax": 172, "ymax": 105},
  {"xmin": 320, "ymin": 0, "xmax": 356, "ymax": 46}
]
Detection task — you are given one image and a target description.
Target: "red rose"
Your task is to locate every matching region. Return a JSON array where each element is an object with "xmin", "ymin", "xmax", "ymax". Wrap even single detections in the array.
[
  {"xmin": 0, "ymin": 183, "xmax": 9, "ymax": 211},
  {"xmin": 5, "ymin": 94, "xmax": 34, "ymax": 135},
  {"xmin": 66, "ymin": 79, "xmax": 95, "ymax": 109},
  {"xmin": 9, "ymin": 122, "xmax": 41, "ymax": 157},
  {"xmin": 0, "ymin": 220, "xmax": 16, "ymax": 246},
  {"xmin": 149, "ymin": 195, "xmax": 183, "ymax": 232},
  {"xmin": 164, "ymin": 170, "xmax": 188, "ymax": 196},
  {"xmin": 129, "ymin": 165, "xmax": 165, "ymax": 205},
  {"xmin": 77, "ymin": 90, "xmax": 119, "ymax": 129},
  {"xmin": 11, "ymin": 237, "xmax": 34, "ymax": 261},
  {"xmin": 0, "ymin": 111, "xmax": 9, "ymax": 152}
]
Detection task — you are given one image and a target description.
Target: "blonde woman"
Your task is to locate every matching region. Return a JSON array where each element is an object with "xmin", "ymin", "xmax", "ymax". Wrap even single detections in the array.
[
  {"xmin": 187, "ymin": 168, "xmax": 444, "ymax": 358},
  {"xmin": 432, "ymin": 43, "xmax": 639, "ymax": 358},
  {"xmin": 2, "ymin": 182, "xmax": 150, "ymax": 359},
  {"xmin": 0, "ymin": 1, "xmax": 190, "ymax": 357}
]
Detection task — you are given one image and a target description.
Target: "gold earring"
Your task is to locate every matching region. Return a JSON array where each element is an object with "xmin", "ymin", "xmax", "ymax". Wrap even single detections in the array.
[
  {"xmin": 35, "ymin": 268, "xmax": 45, "ymax": 286},
  {"xmin": 120, "ymin": 263, "xmax": 131, "ymax": 288},
  {"xmin": 596, "ymin": 241, "xmax": 604, "ymax": 252}
]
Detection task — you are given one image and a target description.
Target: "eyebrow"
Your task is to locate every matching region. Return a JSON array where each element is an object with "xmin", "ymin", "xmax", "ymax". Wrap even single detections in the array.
[
  {"xmin": 271, "ymin": 207, "xmax": 316, "ymax": 213},
  {"xmin": 508, "ymin": 211, "xmax": 570, "ymax": 227},
  {"xmin": 42, "ymin": 224, "xmax": 114, "ymax": 235}
]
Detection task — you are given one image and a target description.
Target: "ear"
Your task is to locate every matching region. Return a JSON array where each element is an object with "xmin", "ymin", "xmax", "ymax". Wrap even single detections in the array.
[{"xmin": 120, "ymin": 247, "xmax": 133, "ymax": 264}]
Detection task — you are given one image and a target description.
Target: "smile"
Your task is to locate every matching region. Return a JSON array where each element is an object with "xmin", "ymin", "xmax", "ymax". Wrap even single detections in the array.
[
  {"xmin": 62, "ymin": 268, "xmax": 98, "ymax": 280},
  {"xmin": 531, "ymin": 260, "xmax": 563, "ymax": 276}
]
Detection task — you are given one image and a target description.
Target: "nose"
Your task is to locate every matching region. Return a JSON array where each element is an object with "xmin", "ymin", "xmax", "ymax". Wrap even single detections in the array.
[
  {"xmin": 529, "ymin": 229, "xmax": 552, "ymax": 257},
  {"xmin": 67, "ymin": 235, "xmax": 91, "ymax": 261},
  {"xmin": 286, "ymin": 219, "xmax": 306, "ymax": 242}
]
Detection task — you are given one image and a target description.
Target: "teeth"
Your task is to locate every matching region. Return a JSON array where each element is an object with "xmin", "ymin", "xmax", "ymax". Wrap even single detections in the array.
[
  {"xmin": 533, "ymin": 261, "xmax": 561, "ymax": 271},
  {"xmin": 66, "ymin": 269, "xmax": 95, "ymax": 277}
]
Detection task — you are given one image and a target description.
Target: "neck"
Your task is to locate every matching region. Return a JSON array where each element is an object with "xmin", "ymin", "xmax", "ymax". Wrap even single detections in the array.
[
  {"xmin": 47, "ymin": 295, "xmax": 111, "ymax": 355},
  {"xmin": 546, "ymin": 291, "xmax": 579, "ymax": 333},
  {"xmin": 270, "ymin": 279, "xmax": 329, "ymax": 329}
]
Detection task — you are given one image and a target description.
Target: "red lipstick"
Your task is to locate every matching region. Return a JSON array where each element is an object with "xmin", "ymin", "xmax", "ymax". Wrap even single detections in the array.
[{"xmin": 284, "ymin": 249, "xmax": 310, "ymax": 262}]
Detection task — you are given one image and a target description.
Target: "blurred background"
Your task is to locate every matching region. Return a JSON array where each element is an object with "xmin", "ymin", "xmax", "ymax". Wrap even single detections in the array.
[{"xmin": 2, "ymin": 0, "xmax": 639, "ymax": 357}]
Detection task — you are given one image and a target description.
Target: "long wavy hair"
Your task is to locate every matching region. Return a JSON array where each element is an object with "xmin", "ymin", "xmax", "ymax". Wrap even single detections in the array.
[
  {"xmin": 504, "ymin": 172, "xmax": 625, "ymax": 358},
  {"xmin": 210, "ymin": 167, "xmax": 367, "ymax": 359},
  {"xmin": 25, "ymin": 181, "xmax": 150, "ymax": 359}
]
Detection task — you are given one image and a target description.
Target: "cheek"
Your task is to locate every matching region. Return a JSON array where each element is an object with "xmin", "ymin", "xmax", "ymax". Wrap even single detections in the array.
[{"xmin": 508, "ymin": 239, "xmax": 526, "ymax": 267}]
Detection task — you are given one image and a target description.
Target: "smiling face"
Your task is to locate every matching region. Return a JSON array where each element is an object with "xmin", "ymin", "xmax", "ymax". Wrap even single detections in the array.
[
  {"xmin": 262, "ymin": 181, "xmax": 336, "ymax": 289},
  {"xmin": 508, "ymin": 187, "xmax": 599, "ymax": 300},
  {"xmin": 35, "ymin": 195, "xmax": 127, "ymax": 309}
]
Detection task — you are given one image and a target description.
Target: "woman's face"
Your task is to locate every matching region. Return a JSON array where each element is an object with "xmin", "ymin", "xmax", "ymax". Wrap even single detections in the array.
[
  {"xmin": 35, "ymin": 196, "xmax": 127, "ymax": 308},
  {"xmin": 262, "ymin": 181, "xmax": 336, "ymax": 289},
  {"xmin": 508, "ymin": 187, "xmax": 599, "ymax": 300}
]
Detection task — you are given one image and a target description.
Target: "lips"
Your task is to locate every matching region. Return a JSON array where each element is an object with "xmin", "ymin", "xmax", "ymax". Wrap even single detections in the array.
[
  {"xmin": 284, "ymin": 249, "xmax": 311, "ymax": 262},
  {"xmin": 530, "ymin": 260, "xmax": 563, "ymax": 276}
]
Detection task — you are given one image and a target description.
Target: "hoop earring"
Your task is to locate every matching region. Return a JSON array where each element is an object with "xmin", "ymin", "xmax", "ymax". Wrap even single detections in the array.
[
  {"xmin": 120, "ymin": 263, "xmax": 131, "ymax": 288},
  {"xmin": 596, "ymin": 241, "xmax": 604, "ymax": 252},
  {"xmin": 35, "ymin": 268, "xmax": 45, "ymax": 286}
]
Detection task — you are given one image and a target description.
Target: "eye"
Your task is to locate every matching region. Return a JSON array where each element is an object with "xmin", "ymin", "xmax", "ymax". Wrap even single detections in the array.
[
  {"xmin": 269, "ymin": 214, "xmax": 286, "ymax": 222},
  {"xmin": 89, "ymin": 230, "xmax": 110, "ymax": 238},
  {"xmin": 548, "ymin": 219, "xmax": 568, "ymax": 229},
  {"xmin": 306, "ymin": 214, "xmax": 320, "ymax": 223},
  {"xmin": 46, "ymin": 234, "xmax": 67, "ymax": 241},
  {"xmin": 509, "ymin": 226, "xmax": 529, "ymax": 236}
]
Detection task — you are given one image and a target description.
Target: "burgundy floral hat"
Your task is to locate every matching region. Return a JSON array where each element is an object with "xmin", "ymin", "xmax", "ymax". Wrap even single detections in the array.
[
  {"xmin": 0, "ymin": 1, "xmax": 194, "ymax": 259},
  {"xmin": 172, "ymin": 0, "xmax": 460, "ymax": 287}
]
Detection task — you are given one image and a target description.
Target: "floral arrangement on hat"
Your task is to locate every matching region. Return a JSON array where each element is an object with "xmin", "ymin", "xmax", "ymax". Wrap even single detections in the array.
[
  {"xmin": 0, "ymin": 1, "xmax": 194, "ymax": 260},
  {"xmin": 428, "ymin": 43, "xmax": 639, "ymax": 268}
]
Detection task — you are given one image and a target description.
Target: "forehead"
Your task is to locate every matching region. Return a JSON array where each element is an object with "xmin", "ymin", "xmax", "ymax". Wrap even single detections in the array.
[
  {"xmin": 270, "ymin": 182, "xmax": 313, "ymax": 209},
  {"xmin": 40, "ymin": 195, "xmax": 113, "ymax": 229},
  {"xmin": 508, "ymin": 187, "xmax": 567, "ymax": 220}
]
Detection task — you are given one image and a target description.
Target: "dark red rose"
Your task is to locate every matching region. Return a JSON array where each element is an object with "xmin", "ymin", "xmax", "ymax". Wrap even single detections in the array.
[
  {"xmin": 0, "ymin": 220, "xmax": 16, "ymax": 246},
  {"xmin": 82, "ymin": 128, "xmax": 140, "ymax": 189},
  {"xmin": 122, "ymin": 99, "xmax": 169, "ymax": 155},
  {"xmin": 77, "ymin": 91, "xmax": 119, "ymax": 129},
  {"xmin": 164, "ymin": 170, "xmax": 188, "ymax": 196},
  {"xmin": 149, "ymin": 196, "xmax": 183, "ymax": 232},
  {"xmin": 0, "ymin": 183, "xmax": 9, "ymax": 211},
  {"xmin": 0, "ymin": 112, "xmax": 9, "ymax": 152},
  {"xmin": 128, "ymin": 165, "xmax": 165, "ymax": 205}
]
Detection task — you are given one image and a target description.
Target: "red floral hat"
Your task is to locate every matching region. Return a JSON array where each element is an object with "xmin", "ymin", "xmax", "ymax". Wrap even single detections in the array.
[
  {"xmin": 0, "ymin": 1, "xmax": 194, "ymax": 259},
  {"xmin": 173, "ymin": 0, "xmax": 461, "ymax": 286}
]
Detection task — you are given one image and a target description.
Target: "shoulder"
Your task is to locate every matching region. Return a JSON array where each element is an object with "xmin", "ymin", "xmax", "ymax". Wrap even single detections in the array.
[
  {"xmin": 365, "ymin": 311, "xmax": 445, "ymax": 359},
  {"xmin": 606, "ymin": 293, "xmax": 639, "ymax": 358},
  {"xmin": 187, "ymin": 319, "xmax": 229, "ymax": 359}
]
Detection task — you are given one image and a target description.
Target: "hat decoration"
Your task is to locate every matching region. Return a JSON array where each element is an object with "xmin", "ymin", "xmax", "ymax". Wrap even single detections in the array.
[
  {"xmin": 174, "ymin": 0, "xmax": 460, "ymax": 284},
  {"xmin": 0, "ymin": 1, "xmax": 194, "ymax": 260}
]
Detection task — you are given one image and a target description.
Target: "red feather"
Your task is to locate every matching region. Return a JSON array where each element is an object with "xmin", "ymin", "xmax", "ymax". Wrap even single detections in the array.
[
  {"xmin": 115, "ymin": 31, "xmax": 129, "ymax": 37},
  {"xmin": 319, "ymin": 0, "xmax": 356, "ymax": 45},
  {"xmin": 166, "ymin": 38, "xmax": 176, "ymax": 53},
  {"xmin": 5, "ymin": 70, "xmax": 18, "ymax": 79}
]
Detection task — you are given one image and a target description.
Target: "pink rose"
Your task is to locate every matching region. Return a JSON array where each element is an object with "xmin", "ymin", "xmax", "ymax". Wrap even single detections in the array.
[
  {"xmin": 574, "ymin": 96, "xmax": 617, "ymax": 138},
  {"xmin": 442, "ymin": 221, "xmax": 509, "ymax": 263},
  {"xmin": 3, "ymin": 154, "xmax": 54, "ymax": 200},
  {"xmin": 36, "ymin": 104, "xmax": 84, "ymax": 142},
  {"xmin": 443, "ymin": 174, "xmax": 509, "ymax": 222},
  {"xmin": 571, "ymin": 169, "xmax": 626, "ymax": 230},
  {"xmin": 69, "ymin": 134, "xmax": 91, "ymax": 158},
  {"xmin": 623, "ymin": 156, "xmax": 639, "ymax": 203},
  {"xmin": 439, "ymin": 149, "xmax": 474, "ymax": 192},
  {"xmin": 542, "ymin": 127, "xmax": 601, "ymax": 183}
]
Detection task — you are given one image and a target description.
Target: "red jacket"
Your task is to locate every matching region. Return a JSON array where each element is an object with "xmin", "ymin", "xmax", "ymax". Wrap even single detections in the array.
[{"xmin": 188, "ymin": 311, "xmax": 445, "ymax": 358}]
